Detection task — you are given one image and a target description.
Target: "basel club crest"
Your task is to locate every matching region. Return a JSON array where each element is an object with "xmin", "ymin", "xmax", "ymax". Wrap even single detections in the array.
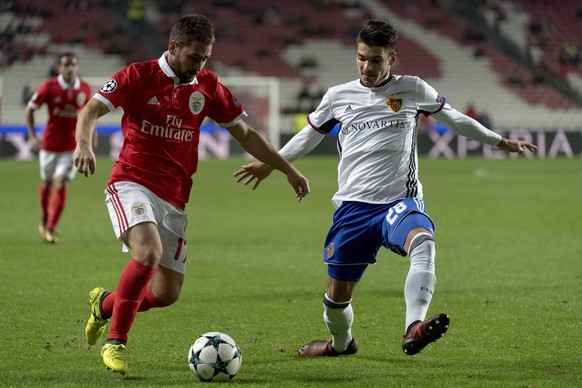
[
  {"xmin": 326, "ymin": 242, "xmax": 335, "ymax": 259},
  {"xmin": 387, "ymin": 97, "xmax": 402, "ymax": 113}
]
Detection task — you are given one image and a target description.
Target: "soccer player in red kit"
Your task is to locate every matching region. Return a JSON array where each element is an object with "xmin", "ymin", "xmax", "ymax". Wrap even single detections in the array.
[
  {"xmin": 73, "ymin": 14, "xmax": 310, "ymax": 375},
  {"xmin": 25, "ymin": 52, "xmax": 92, "ymax": 243}
]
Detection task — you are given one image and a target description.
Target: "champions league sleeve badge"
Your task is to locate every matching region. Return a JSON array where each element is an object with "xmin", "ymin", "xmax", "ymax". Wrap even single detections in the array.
[{"xmin": 100, "ymin": 79, "xmax": 118, "ymax": 93}]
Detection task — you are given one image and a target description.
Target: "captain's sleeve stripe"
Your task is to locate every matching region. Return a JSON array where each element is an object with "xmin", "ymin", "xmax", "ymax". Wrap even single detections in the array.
[
  {"xmin": 308, "ymin": 116, "xmax": 339, "ymax": 135},
  {"xmin": 418, "ymin": 96, "xmax": 446, "ymax": 117},
  {"xmin": 433, "ymin": 96, "xmax": 446, "ymax": 114}
]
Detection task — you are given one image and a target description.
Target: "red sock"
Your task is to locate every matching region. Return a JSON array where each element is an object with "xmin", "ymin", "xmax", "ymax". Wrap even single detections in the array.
[
  {"xmin": 138, "ymin": 287, "xmax": 168, "ymax": 312},
  {"xmin": 46, "ymin": 187, "xmax": 67, "ymax": 231},
  {"xmin": 101, "ymin": 292, "xmax": 114, "ymax": 319},
  {"xmin": 39, "ymin": 185, "xmax": 51, "ymax": 225},
  {"xmin": 100, "ymin": 287, "xmax": 167, "ymax": 318},
  {"xmin": 108, "ymin": 259, "xmax": 156, "ymax": 342}
]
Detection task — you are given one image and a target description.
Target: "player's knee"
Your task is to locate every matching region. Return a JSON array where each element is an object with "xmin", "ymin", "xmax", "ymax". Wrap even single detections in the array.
[
  {"xmin": 408, "ymin": 233, "xmax": 435, "ymax": 272},
  {"xmin": 159, "ymin": 293, "xmax": 180, "ymax": 306},
  {"xmin": 405, "ymin": 228, "xmax": 432, "ymax": 254},
  {"xmin": 155, "ymin": 285, "xmax": 182, "ymax": 305},
  {"xmin": 409, "ymin": 232, "xmax": 434, "ymax": 254},
  {"xmin": 132, "ymin": 245, "xmax": 163, "ymax": 268},
  {"xmin": 53, "ymin": 176, "xmax": 69, "ymax": 189},
  {"xmin": 389, "ymin": 211, "xmax": 434, "ymax": 254}
]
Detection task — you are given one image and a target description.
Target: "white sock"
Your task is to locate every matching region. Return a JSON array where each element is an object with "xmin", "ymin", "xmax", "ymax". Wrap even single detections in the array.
[
  {"xmin": 404, "ymin": 233, "xmax": 436, "ymax": 331},
  {"xmin": 323, "ymin": 292, "xmax": 353, "ymax": 352}
]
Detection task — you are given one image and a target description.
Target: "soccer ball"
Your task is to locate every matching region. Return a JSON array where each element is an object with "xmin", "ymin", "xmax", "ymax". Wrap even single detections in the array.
[{"xmin": 188, "ymin": 332, "xmax": 242, "ymax": 382}]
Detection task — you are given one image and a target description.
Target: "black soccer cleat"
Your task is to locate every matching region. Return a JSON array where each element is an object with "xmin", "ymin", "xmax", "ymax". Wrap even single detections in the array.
[{"xmin": 402, "ymin": 313, "xmax": 449, "ymax": 356}]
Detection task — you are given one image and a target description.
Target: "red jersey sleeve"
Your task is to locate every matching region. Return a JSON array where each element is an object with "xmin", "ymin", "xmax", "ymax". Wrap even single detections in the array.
[
  {"xmin": 96, "ymin": 65, "xmax": 136, "ymax": 109},
  {"xmin": 28, "ymin": 80, "xmax": 50, "ymax": 108},
  {"xmin": 205, "ymin": 80, "xmax": 246, "ymax": 127}
]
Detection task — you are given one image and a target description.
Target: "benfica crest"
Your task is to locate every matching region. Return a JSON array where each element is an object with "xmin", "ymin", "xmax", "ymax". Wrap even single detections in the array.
[
  {"xmin": 189, "ymin": 91, "xmax": 205, "ymax": 115},
  {"xmin": 387, "ymin": 98, "xmax": 403, "ymax": 112},
  {"xmin": 132, "ymin": 202, "xmax": 145, "ymax": 216}
]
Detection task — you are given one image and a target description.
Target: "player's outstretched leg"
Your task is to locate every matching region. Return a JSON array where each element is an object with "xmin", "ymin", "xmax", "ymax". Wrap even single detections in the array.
[
  {"xmin": 101, "ymin": 342, "xmax": 128, "ymax": 375},
  {"xmin": 402, "ymin": 313, "xmax": 449, "ymax": 356},
  {"xmin": 85, "ymin": 287, "xmax": 110, "ymax": 345},
  {"xmin": 298, "ymin": 339, "xmax": 359, "ymax": 357}
]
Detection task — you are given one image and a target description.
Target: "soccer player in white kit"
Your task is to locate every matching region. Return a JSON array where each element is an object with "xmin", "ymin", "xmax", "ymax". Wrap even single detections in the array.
[
  {"xmin": 74, "ymin": 14, "xmax": 309, "ymax": 375},
  {"xmin": 235, "ymin": 20, "xmax": 537, "ymax": 357}
]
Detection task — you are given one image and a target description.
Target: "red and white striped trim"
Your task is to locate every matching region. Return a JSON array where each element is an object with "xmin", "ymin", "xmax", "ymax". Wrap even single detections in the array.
[{"xmin": 106, "ymin": 183, "xmax": 129, "ymax": 233}]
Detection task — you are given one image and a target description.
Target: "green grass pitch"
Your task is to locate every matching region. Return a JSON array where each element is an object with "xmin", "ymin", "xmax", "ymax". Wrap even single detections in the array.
[{"xmin": 0, "ymin": 156, "xmax": 580, "ymax": 387}]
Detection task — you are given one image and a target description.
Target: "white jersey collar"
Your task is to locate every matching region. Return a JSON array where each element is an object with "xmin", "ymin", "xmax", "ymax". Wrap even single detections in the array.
[
  {"xmin": 57, "ymin": 74, "xmax": 80, "ymax": 90},
  {"xmin": 159, "ymin": 51, "xmax": 198, "ymax": 85}
]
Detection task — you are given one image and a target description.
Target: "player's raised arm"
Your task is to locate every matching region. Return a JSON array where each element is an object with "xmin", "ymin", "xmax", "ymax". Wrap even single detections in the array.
[
  {"xmin": 226, "ymin": 120, "xmax": 310, "ymax": 201},
  {"xmin": 73, "ymin": 98, "xmax": 110, "ymax": 177},
  {"xmin": 432, "ymin": 104, "xmax": 537, "ymax": 153}
]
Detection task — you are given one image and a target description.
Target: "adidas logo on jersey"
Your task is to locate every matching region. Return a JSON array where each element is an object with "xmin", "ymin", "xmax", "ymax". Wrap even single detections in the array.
[
  {"xmin": 147, "ymin": 96, "xmax": 160, "ymax": 105},
  {"xmin": 344, "ymin": 105, "xmax": 353, "ymax": 113}
]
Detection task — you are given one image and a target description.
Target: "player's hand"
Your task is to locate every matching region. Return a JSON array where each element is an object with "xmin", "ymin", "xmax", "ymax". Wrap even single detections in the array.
[
  {"xmin": 287, "ymin": 170, "xmax": 310, "ymax": 202},
  {"xmin": 73, "ymin": 146, "xmax": 97, "ymax": 177},
  {"xmin": 497, "ymin": 138, "xmax": 537, "ymax": 153},
  {"xmin": 234, "ymin": 162, "xmax": 274, "ymax": 190},
  {"xmin": 29, "ymin": 137, "xmax": 42, "ymax": 152}
]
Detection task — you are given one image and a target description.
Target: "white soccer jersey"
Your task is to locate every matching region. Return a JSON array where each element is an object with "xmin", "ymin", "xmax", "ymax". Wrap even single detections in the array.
[{"xmin": 280, "ymin": 74, "xmax": 500, "ymax": 208}]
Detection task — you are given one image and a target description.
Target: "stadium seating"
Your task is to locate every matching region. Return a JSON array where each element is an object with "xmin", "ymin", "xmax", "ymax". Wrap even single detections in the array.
[
  {"xmin": 374, "ymin": 0, "xmax": 580, "ymax": 128},
  {"xmin": 1, "ymin": 0, "xmax": 580, "ymax": 131}
]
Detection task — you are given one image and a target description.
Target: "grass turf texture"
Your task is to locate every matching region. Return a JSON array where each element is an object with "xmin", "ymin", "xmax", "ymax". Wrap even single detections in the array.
[{"xmin": 0, "ymin": 156, "xmax": 580, "ymax": 387}]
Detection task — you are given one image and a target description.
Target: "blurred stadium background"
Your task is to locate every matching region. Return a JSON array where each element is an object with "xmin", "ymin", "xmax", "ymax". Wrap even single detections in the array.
[{"xmin": 1, "ymin": 0, "xmax": 581, "ymax": 159}]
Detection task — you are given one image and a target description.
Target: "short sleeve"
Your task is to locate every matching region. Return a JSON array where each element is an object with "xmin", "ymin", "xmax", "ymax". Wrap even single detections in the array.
[
  {"xmin": 206, "ymin": 81, "xmax": 246, "ymax": 127},
  {"xmin": 95, "ymin": 65, "xmax": 134, "ymax": 109},
  {"xmin": 27, "ymin": 82, "xmax": 48, "ymax": 109}
]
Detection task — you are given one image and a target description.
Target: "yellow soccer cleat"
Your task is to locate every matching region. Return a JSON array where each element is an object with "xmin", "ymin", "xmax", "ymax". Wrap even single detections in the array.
[
  {"xmin": 101, "ymin": 343, "xmax": 128, "ymax": 375},
  {"xmin": 85, "ymin": 287, "xmax": 109, "ymax": 345}
]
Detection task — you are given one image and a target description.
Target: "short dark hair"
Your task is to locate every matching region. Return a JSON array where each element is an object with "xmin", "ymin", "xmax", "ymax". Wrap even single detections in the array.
[
  {"xmin": 356, "ymin": 20, "xmax": 398, "ymax": 52},
  {"xmin": 58, "ymin": 52, "xmax": 78, "ymax": 64},
  {"xmin": 170, "ymin": 14, "xmax": 215, "ymax": 46}
]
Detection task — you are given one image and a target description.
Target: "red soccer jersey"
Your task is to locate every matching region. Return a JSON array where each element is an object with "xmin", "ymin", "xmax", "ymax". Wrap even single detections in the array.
[
  {"xmin": 28, "ymin": 75, "xmax": 91, "ymax": 152},
  {"xmin": 95, "ymin": 53, "xmax": 247, "ymax": 209}
]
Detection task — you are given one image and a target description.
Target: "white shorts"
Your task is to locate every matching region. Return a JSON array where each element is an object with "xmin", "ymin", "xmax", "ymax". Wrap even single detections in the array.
[
  {"xmin": 105, "ymin": 181, "xmax": 188, "ymax": 274},
  {"xmin": 39, "ymin": 150, "xmax": 77, "ymax": 181}
]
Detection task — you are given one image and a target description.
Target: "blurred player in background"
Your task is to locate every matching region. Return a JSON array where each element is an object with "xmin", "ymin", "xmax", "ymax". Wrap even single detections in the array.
[
  {"xmin": 25, "ymin": 52, "xmax": 92, "ymax": 243},
  {"xmin": 235, "ymin": 20, "xmax": 536, "ymax": 358},
  {"xmin": 74, "ymin": 14, "xmax": 309, "ymax": 375}
]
